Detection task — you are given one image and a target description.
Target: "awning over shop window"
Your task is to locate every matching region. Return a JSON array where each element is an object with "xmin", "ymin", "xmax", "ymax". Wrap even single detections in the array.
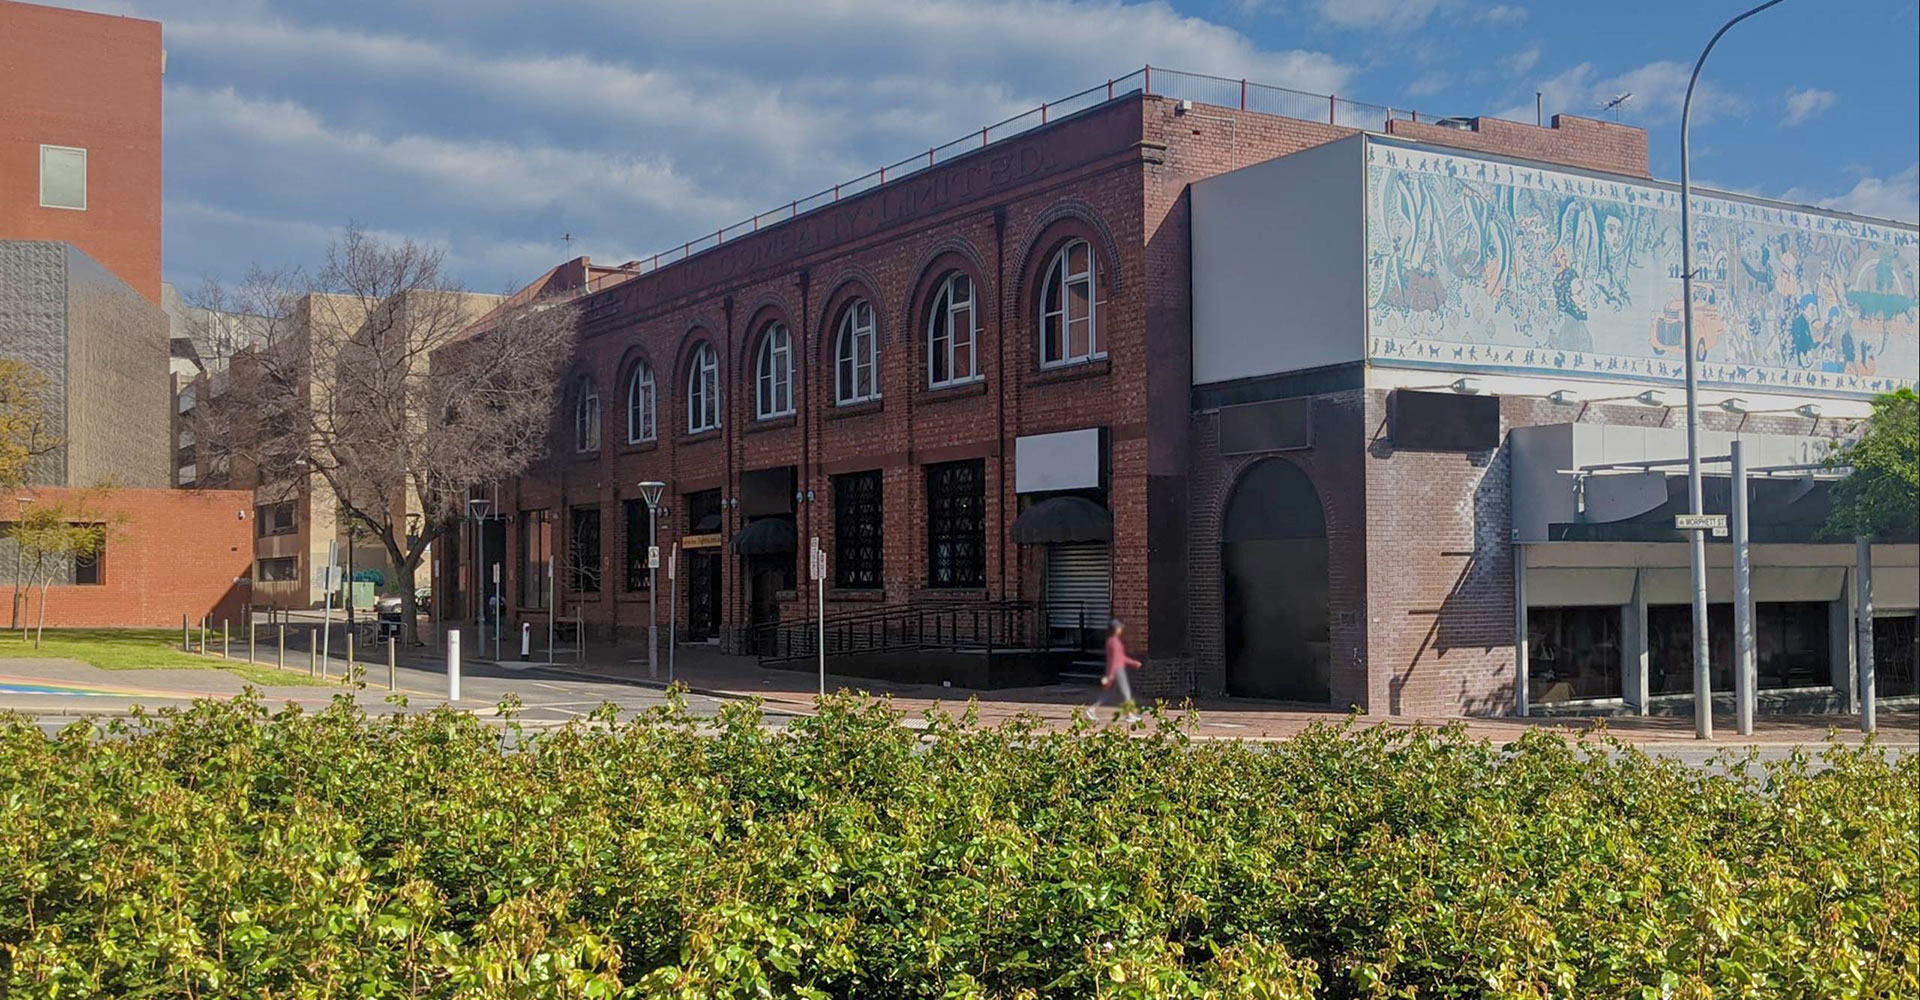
[
  {"xmin": 1012, "ymin": 496, "xmax": 1112, "ymax": 545},
  {"xmin": 731, "ymin": 517, "xmax": 796, "ymax": 555}
]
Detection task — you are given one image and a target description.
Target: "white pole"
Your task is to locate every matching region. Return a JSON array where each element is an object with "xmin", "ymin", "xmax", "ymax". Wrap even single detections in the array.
[
  {"xmin": 814, "ymin": 538, "xmax": 826, "ymax": 698},
  {"xmin": 447, "ymin": 628, "xmax": 461, "ymax": 702},
  {"xmin": 647, "ymin": 502, "xmax": 660, "ymax": 680},
  {"xmin": 1857, "ymin": 536, "xmax": 1876, "ymax": 734},
  {"xmin": 546, "ymin": 555, "xmax": 556, "ymax": 666},
  {"xmin": 1731, "ymin": 440, "xmax": 1754, "ymax": 736},
  {"xmin": 1513, "ymin": 545, "xmax": 1528, "ymax": 717},
  {"xmin": 668, "ymin": 543, "xmax": 678, "ymax": 683},
  {"xmin": 492, "ymin": 562, "xmax": 502, "ymax": 661},
  {"xmin": 320, "ymin": 566, "xmax": 334, "ymax": 670}
]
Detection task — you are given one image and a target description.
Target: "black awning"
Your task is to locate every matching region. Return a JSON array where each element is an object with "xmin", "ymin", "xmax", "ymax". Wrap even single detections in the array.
[
  {"xmin": 1012, "ymin": 496, "xmax": 1113, "ymax": 545},
  {"xmin": 731, "ymin": 517, "xmax": 797, "ymax": 555}
]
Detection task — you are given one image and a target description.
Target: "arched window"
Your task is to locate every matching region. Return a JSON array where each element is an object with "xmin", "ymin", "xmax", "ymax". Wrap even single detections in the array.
[
  {"xmin": 926, "ymin": 272, "xmax": 978, "ymax": 388},
  {"xmin": 755, "ymin": 323, "xmax": 794, "ymax": 419},
  {"xmin": 572, "ymin": 376, "xmax": 600, "ymax": 452},
  {"xmin": 835, "ymin": 300, "xmax": 878, "ymax": 405},
  {"xmin": 1039, "ymin": 238, "xmax": 1100, "ymax": 367},
  {"xmin": 625, "ymin": 361, "xmax": 656, "ymax": 443},
  {"xmin": 687, "ymin": 343, "xmax": 720, "ymax": 434}
]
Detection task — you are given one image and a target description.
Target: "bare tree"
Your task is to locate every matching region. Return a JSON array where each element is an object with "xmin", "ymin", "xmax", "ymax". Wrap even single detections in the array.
[{"xmin": 190, "ymin": 226, "xmax": 578, "ymax": 643}]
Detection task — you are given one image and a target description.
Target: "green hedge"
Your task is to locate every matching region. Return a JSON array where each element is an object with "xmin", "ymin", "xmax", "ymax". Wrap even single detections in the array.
[{"xmin": 1, "ymin": 695, "xmax": 1913, "ymax": 998}]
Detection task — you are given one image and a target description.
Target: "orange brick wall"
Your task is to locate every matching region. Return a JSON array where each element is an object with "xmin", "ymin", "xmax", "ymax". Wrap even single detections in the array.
[
  {"xmin": 2, "ymin": 488, "xmax": 254, "ymax": 629},
  {"xmin": 0, "ymin": 0, "xmax": 164, "ymax": 302}
]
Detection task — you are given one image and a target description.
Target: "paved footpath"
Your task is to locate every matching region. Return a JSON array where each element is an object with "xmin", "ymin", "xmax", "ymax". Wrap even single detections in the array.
[{"xmin": 3, "ymin": 639, "xmax": 1915, "ymax": 766}]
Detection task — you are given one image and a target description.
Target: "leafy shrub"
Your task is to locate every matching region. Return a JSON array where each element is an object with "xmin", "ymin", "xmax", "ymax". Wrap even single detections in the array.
[{"xmin": 0, "ymin": 695, "xmax": 1913, "ymax": 998}]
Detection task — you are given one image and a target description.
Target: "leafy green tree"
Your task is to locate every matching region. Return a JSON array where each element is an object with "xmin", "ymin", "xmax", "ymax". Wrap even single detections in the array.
[
  {"xmin": 1826, "ymin": 387, "xmax": 1918, "ymax": 541},
  {"xmin": 0, "ymin": 359, "xmax": 56, "ymax": 489}
]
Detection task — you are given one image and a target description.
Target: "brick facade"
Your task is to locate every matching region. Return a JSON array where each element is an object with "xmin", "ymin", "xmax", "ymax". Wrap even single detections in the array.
[
  {"xmin": 471, "ymin": 91, "xmax": 1654, "ymax": 706},
  {"xmin": 1, "ymin": 488, "xmax": 254, "ymax": 629},
  {"xmin": 0, "ymin": 0, "xmax": 164, "ymax": 303}
]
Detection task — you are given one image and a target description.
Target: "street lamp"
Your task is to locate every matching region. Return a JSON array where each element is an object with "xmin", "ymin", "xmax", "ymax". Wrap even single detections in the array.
[
  {"xmin": 1679, "ymin": 0, "xmax": 1789, "ymax": 741},
  {"xmin": 467, "ymin": 497, "xmax": 492, "ymax": 638},
  {"xmin": 639, "ymin": 481, "xmax": 666, "ymax": 680}
]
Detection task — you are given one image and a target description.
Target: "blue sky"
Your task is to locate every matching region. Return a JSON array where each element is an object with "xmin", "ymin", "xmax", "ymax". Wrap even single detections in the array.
[{"xmin": 57, "ymin": 0, "xmax": 1920, "ymax": 293}]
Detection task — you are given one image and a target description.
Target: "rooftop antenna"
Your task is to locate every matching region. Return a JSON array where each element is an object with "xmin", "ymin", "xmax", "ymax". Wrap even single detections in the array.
[{"xmin": 1600, "ymin": 92, "xmax": 1633, "ymax": 121}]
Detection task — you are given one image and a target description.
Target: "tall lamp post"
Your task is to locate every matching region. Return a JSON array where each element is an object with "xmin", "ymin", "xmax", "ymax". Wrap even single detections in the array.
[
  {"xmin": 1678, "ymin": 0, "xmax": 1789, "ymax": 741},
  {"xmin": 467, "ymin": 498, "xmax": 491, "ymax": 639},
  {"xmin": 639, "ymin": 481, "xmax": 667, "ymax": 680}
]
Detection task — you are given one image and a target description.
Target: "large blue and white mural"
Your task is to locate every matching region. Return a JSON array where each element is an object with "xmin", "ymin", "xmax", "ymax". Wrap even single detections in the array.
[{"xmin": 1365, "ymin": 142, "xmax": 1918, "ymax": 398}]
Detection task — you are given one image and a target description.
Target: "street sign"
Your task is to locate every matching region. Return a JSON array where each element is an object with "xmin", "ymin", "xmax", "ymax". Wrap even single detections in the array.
[
  {"xmin": 810, "ymin": 538, "xmax": 825, "ymax": 581},
  {"xmin": 647, "ymin": 545, "xmax": 661, "ymax": 569},
  {"xmin": 1674, "ymin": 514, "xmax": 1727, "ymax": 532}
]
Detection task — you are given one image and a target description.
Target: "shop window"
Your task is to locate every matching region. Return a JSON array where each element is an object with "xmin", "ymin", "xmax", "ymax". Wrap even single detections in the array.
[
  {"xmin": 1874, "ymin": 614, "xmax": 1918, "ymax": 698},
  {"xmin": 1648, "ymin": 601, "xmax": 1832, "ymax": 695},
  {"xmin": 833, "ymin": 470, "xmax": 883, "ymax": 589},
  {"xmin": 568, "ymin": 506, "xmax": 602, "ymax": 593},
  {"xmin": 521, "ymin": 509, "xmax": 553, "ymax": 607},
  {"xmin": 1526, "ymin": 606, "xmax": 1622, "ymax": 703},
  {"xmin": 926, "ymin": 459, "xmax": 985, "ymax": 588}
]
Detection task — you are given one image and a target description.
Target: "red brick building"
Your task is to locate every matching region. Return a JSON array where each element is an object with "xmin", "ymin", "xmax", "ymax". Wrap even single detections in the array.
[
  {"xmin": 0, "ymin": 0, "xmax": 164, "ymax": 305},
  {"xmin": 1, "ymin": 489, "xmax": 253, "ymax": 630},
  {"xmin": 454, "ymin": 76, "xmax": 1754, "ymax": 712}
]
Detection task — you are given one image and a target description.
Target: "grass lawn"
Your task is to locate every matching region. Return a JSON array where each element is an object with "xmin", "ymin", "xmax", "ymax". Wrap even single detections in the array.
[{"xmin": 0, "ymin": 628, "xmax": 328, "ymax": 687}]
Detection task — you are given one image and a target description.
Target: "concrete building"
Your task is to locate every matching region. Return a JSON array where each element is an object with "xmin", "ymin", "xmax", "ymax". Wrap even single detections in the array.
[
  {"xmin": 0, "ymin": 240, "xmax": 169, "ymax": 488},
  {"xmin": 1187, "ymin": 132, "xmax": 1917, "ymax": 716}
]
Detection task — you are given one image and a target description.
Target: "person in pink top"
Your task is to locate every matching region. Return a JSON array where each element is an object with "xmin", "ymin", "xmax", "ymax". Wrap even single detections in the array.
[{"xmin": 1089, "ymin": 618, "xmax": 1142, "ymax": 721}]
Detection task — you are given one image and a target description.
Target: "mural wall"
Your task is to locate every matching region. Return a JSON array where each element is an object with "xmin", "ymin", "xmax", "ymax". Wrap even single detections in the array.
[{"xmin": 1366, "ymin": 141, "xmax": 1919, "ymax": 398}]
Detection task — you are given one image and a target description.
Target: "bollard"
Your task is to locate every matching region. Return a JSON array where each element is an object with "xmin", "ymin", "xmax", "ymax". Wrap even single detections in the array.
[
  {"xmin": 309, "ymin": 631, "xmax": 317, "ymax": 677},
  {"xmin": 447, "ymin": 628, "xmax": 462, "ymax": 702},
  {"xmin": 278, "ymin": 624, "xmax": 285, "ymax": 669},
  {"xmin": 222, "ymin": 620, "xmax": 229, "ymax": 659},
  {"xmin": 199, "ymin": 617, "xmax": 208, "ymax": 654},
  {"xmin": 346, "ymin": 631, "xmax": 356, "ymax": 682},
  {"xmin": 319, "ymin": 626, "xmax": 327, "ymax": 680},
  {"xmin": 520, "ymin": 621, "xmax": 531, "ymax": 661},
  {"xmin": 387, "ymin": 636, "xmax": 396, "ymax": 692},
  {"xmin": 248, "ymin": 620, "xmax": 256, "ymax": 664},
  {"xmin": 182, "ymin": 614, "xmax": 190, "ymax": 651}
]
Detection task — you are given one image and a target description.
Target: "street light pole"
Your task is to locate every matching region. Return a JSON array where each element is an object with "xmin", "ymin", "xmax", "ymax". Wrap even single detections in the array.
[
  {"xmin": 1679, "ymin": 0, "xmax": 1789, "ymax": 741},
  {"xmin": 639, "ymin": 481, "xmax": 666, "ymax": 681}
]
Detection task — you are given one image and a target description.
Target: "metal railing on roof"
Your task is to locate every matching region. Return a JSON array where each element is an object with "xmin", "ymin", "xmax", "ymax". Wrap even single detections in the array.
[{"xmin": 585, "ymin": 66, "xmax": 1468, "ymax": 294}]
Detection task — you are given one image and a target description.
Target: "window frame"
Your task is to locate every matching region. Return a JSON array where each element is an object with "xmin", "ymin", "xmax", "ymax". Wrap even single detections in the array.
[
  {"xmin": 925, "ymin": 459, "xmax": 986, "ymax": 589},
  {"xmin": 687, "ymin": 343, "xmax": 721, "ymax": 434},
  {"xmin": 832, "ymin": 470, "xmax": 884, "ymax": 589},
  {"xmin": 572, "ymin": 377, "xmax": 600, "ymax": 453},
  {"xmin": 1038, "ymin": 238, "xmax": 1103, "ymax": 368},
  {"xmin": 256, "ymin": 501, "xmax": 298, "ymax": 538},
  {"xmin": 39, "ymin": 144, "xmax": 87, "ymax": 211},
  {"xmin": 755, "ymin": 323, "xmax": 795, "ymax": 420},
  {"xmin": 625, "ymin": 361, "xmax": 656, "ymax": 444},
  {"xmin": 925, "ymin": 273, "xmax": 980, "ymax": 389},
  {"xmin": 835, "ymin": 300, "xmax": 879, "ymax": 405}
]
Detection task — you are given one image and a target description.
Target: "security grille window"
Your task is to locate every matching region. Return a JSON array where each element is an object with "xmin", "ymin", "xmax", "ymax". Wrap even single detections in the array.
[
  {"xmin": 756, "ymin": 323, "xmax": 794, "ymax": 419},
  {"xmin": 39, "ymin": 145, "xmax": 86, "ymax": 210},
  {"xmin": 623, "ymin": 498, "xmax": 651, "ymax": 592},
  {"xmin": 926, "ymin": 273, "xmax": 979, "ymax": 388},
  {"xmin": 258, "ymin": 556, "xmax": 299, "ymax": 582},
  {"xmin": 835, "ymin": 300, "xmax": 878, "ymax": 405},
  {"xmin": 626, "ymin": 362, "xmax": 656, "ymax": 443},
  {"xmin": 521, "ymin": 509, "xmax": 553, "ymax": 607},
  {"xmin": 256, "ymin": 501, "xmax": 297, "ymax": 537},
  {"xmin": 568, "ymin": 506, "xmax": 602, "ymax": 593},
  {"xmin": 833, "ymin": 470, "xmax": 883, "ymax": 589},
  {"xmin": 1039, "ymin": 239, "xmax": 1101, "ymax": 367},
  {"xmin": 573, "ymin": 379, "xmax": 600, "ymax": 452},
  {"xmin": 687, "ymin": 343, "xmax": 720, "ymax": 433},
  {"xmin": 925, "ymin": 459, "xmax": 985, "ymax": 588}
]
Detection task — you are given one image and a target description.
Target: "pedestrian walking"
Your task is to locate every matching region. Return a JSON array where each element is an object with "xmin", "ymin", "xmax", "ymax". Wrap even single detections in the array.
[{"xmin": 1089, "ymin": 618, "xmax": 1142, "ymax": 722}]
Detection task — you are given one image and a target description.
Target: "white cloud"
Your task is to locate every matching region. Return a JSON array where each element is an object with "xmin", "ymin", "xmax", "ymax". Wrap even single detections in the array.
[
  {"xmin": 1501, "ymin": 44, "xmax": 1541, "ymax": 76},
  {"xmin": 1782, "ymin": 86, "xmax": 1838, "ymax": 126},
  {"xmin": 1785, "ymin": 163, "xmax": 1920, "ymax": 223},
  {"xmin": 1314, "ymin": 0, "xmax": 1445, "ymax": 32},
  {"xmin": 1496, "ymin": 60, "xmax": 1743, "ymax": 125},
  {"xmin": 1480, "ymin": 4, "xmax": 1527, "ymax": 23},
  {"xmin": 1406, "ymin": 73, "xmax": 1450, "ymax": 97}
]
